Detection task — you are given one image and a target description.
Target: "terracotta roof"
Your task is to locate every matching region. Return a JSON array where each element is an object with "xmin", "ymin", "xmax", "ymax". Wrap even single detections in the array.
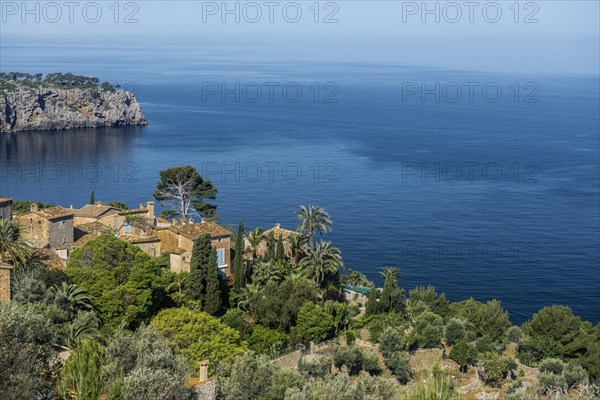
[
  {"xmin": 263, "ymin": 225, "xmax": 296, "ymax": 240},
  {"xmin": 75, "ymin": 222, "xmax": 111, "ymax": 240},
  {"xmin": 119, "ymin": 234, "xmax": 161, "ymax": 244},
  {"xmin": 36, "ymin": 206, "xmax": 74, "ymax": 220},
  {"xmin": 0, "ymin": 198, "xmax": 13, "ymax": 205},
  {"xmin": 119, "ymin": 208, "xmax": 148, "ymax": 216},
  {"xmin": 72, "ymin": 233, "xmax": 102, "ymax": 248},
  {"xmin": 169, "ymin": 222, "xmax": 231, "ymax": 239},
  {"xmin": 74, "ymin": 204, "xmax": 121, "ymax": 218},
  {"xmin": 76, "ymin": 221, "xmax": 111, "ymax": 234}
]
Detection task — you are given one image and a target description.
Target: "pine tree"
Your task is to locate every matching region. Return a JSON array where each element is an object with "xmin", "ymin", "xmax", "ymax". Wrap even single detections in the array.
[
  {"xmin": 232, "ymin": 222, "xmax": 245, "ymax": 293},
  {"xmin": 186, "ymin": 234, "xmax": 222, "ymax": 314},
  {"xmin": 275, "ymin": 235, "xmax": 285, "ymax": 260}
]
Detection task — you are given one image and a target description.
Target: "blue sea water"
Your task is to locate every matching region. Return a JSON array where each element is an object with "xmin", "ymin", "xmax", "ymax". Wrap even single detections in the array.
[{"xmin": 1, "ymin": 42, "xmax": 599, "ymax": 324}]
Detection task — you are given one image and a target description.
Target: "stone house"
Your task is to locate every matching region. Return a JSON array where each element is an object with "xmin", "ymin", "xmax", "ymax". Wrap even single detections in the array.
[
  {"xmin": 118, "ymin": 202, "xmax": 156, "ymax": 235},
  {"xmin": 0, "ymin": 262, "xmax": 13, "ymax": 302},
  {"xmin": 255, "ymin": 224, "xmax": 296, "ymax": 257},
  {"xmin": 0, "ymin": 198, "xmax": 13, "ymax": 220},
  {"xmin": 156, "ymin": 221, "xmax": 232, "ymax": 276},
  {"xmin": 16, "ymin": 204, "xmax": 74, "ymax": 249},
  {"xmin": 120, "ymin": 234, "xmax": 162, "ymax": 257},
  {"xmin": 74, "ymin": 221, "xmax": 112, "ymax": 241},
  {"xmin": 73, "ymin": 202, "xmax": 123, "ymax": 228},
  {"xmin": 74, "ymin": 201, "xmax": 156, "ymax": 235}
]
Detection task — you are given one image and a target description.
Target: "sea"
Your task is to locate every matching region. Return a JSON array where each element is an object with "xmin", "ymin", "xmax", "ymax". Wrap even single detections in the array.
[{"xmin": 1, "ymin": 41, "xmax": 598, "ymax": 325}]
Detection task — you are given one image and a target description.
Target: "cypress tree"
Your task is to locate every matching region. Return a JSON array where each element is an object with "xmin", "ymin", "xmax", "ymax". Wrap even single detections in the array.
[
  {"xmin": 233, "ymin": 221, "xmax": 245, "ymax": 293},
  {"xmin": 264, "ymin": 233, "xmax": 276, "ymax": 261},
  {"xmin": 186, "ymin": 233, "xmax": 222, "ymax": 314},
  {"xmin": 89, "ymin": 190, "xmax": 95, "ymax": 205},
  {"xmin": 365, "ymin": 288, "xmax": 381, "ymax": 316},
  {"xmin": 379, "ymin": 267, "xmax": 404, "ymax": 313},
  {"xmin": 275, "ymin": 235, "xmax": 285, "ymax": 260}
]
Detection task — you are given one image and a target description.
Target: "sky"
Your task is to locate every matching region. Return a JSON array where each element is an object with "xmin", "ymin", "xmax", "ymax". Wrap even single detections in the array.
[{"xmin": 1, "ymin": 1, "xmax": 599, "ymax": 74}]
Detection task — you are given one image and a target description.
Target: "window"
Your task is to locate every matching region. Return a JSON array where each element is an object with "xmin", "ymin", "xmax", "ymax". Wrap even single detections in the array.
[
  {"xmin": 217, "ymin": 248, "xmax": 225, "ymax": 265},
  {"xmin": 124, "ymin": 222, "xmax": 130, "ymax": 233},
  {"xmin": 260, "ymin": 242, "xmax": 265, "ymax": 250}
]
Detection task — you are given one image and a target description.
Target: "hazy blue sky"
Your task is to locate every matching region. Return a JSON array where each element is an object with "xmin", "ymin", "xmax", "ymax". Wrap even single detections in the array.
[{"xmin": 1, "ymin": 1, "xmax": 599, "ymax": 74}]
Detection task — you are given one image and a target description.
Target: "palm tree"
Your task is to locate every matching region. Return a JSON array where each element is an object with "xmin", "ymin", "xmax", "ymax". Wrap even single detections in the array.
[
  {"xmin": 251, "ymin": 261, "xmax": 283, "ymax": 286},
  {"xmin": 245, "ymin": 227, "xmax": 263, "ymax": 261},
  {"xmin": 64, "ymin": 320, "xmax": 99, "ymax": 348},
  {"xmin": 299, "ymin": 241, "xmax": 344, "ymax": 285},
  {"xmin": 288, "ymin": 233, "xmax": 307, "ymax": 264},
  {"xmin": 166, "ymin": 272, "xmax": 189, "ymax": 306},
  {"xmin": 0, "ymin": 219, "xmax": 31, "ymax": 265},
  {"xmin": 379, "ymin": 266, "xmax": 401, "ymax": 284},
  {"xmin": 49, "ymin": 282, "xmax": 94, "ymax": 314},
  {"xmin": 295, "ymin": 205, "xmax": 332, "ymax": 249},
  {"xmin": 238, "ymin": 283, "xmax": 260, "ymax": 313}
]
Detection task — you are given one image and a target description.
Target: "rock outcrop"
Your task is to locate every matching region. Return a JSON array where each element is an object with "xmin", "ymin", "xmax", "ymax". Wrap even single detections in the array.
[{"xmin": 0, "ymin": 86, "xmax": 147, "ymax": 132}]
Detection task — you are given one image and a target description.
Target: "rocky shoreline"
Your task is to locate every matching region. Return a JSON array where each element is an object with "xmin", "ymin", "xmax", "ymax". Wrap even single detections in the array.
[{"xmin": 0, "ymin": 85, "xmax": 147, "ymax": 132}]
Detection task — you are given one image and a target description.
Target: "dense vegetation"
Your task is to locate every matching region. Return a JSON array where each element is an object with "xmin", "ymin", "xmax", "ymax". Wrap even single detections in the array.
[
  {"xmin": 0, "ymin": 72, "xmax": 118, "ymax": 93},
  {"xmin": 1, "ymin": 168, "xmax": 598, "ymax": 399}
]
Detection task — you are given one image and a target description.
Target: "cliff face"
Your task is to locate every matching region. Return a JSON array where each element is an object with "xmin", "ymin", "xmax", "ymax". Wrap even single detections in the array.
[{"xmin": 0, "ymin": 87, "xmax": 147, "ymax": 132}]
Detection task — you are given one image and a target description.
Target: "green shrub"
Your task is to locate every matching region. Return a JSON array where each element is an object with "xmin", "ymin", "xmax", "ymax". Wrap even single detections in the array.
[
  {"xmin": 562, "ymin": 363, "xmax": 588, "ymax": 388},
  {"xmin": 539, "ymin": 371, "xmax": 567, "ymax": 394},
  {"xmin": 539, "ymin": 358, "xmax": 565, "ymax": 375},
  {"xmin": 384, "ymin": 351, "xmax": 411, "ymax": 384},
  {"xmin": 477, "ymin": 352, "xmax": 514, "ymax": 386},
  {"xmin": 366, "ymin": 313, "xmax": 405, "ymax": 343},
  {"xmin": 401, "ymin": 366, "xmax": 459, "ymax": 399},
  {"xmin": 221, "ymin": 309, "xmax": 253, "ymax": 337},
  {"xmin": 345, "ymin": 330, "xmax": 357, "ymax": 346},
  {"xmin": 518, "ymin": 336, "xmax": 564, "ymax": 366},
  {"xmin": 379, "ymin": 327, "xmax": 405, "ymax": 357},
  {"xmin": 475, "ymin": 336, "xmax": 497, "ymax": 354},
  {"xmin": 505, "ymin": 356, "xmax": 518, "ymax": 373},
  {"xmin": 449, "ymin": 340, "xmax": 476, "ymax": 372},
  {"xmin": 249, "ymin": 325, "xmax": 288, "ymax": 355},
  {"xmin": 333, "ymin": 347, "xmax": 365, "ymax": 375},
  {"xmin": 362, "ymin": 351, "xmax": 381, "ymax": 376},
  {"xmin": 219, "ymin": 352, "xmax": 275, "ymax": 400},
  {"xmin": 298, "ymin": 356, "xmax": 331, "ymax": 378},
  {"xmin": 414, "ymin": 311, "xmax": 443, "ymax": 349},
  {"xmin": 291, "ymin": 302, "xmax": 334, "ymax": 345},
  {"xmin": 268, "ymin": 369, "xmax": 305, "ymax": 399},
  {"xmin": 505, "ymin": 326, "xmax": 523, "ymax": 343},
  {"xmin": 445, "ymin": 319, "xmax": 466, "ymax": 345}
]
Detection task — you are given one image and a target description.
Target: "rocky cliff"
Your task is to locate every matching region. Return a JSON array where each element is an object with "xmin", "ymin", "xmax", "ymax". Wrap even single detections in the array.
[{"xmin": 0, "ymin": 85, "xmax": 147, "ymax": 132}]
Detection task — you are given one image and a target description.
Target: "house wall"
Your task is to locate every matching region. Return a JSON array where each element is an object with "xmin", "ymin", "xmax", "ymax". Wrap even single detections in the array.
[
  {"xmin": 0, "ymin": 202, "xmax": 12, "ymax": 220},
  {"xmin": 18, "ymin": 214, "xmax": 50, "ymax": 248},
  {"xmin": 159, "ymin": 229, "xmax": 231, "ymax": 275},
  {"xmin": 170, "ymin": 253, "xmax": 184, "ymax": 273},
  {"xmin": 0, "ymin": 268, "xmax": 11, "ymax": 302},
  {"xmin": 73, "ymin": 216, "xmax": 97, "ymax": 226},
  {"xmin": 156, "ymin": 229, "xmax": 179, "ymax": 252},
  {"xmin": 256, "ymin": 238, "xmax": 292, "ymax": 257},
  {"xmin": 99, "ymin": 214, "xmax": 125, "ymax": 230},
  {"xmin": 48, "ymin": 216, "xmax": 74, "ymax": 248},
  {"xmin": 213, "ymin": 236, "xmax": 231, "ymax": 270},
  {"xmin": 134, "ymin": 241, "xmax": 161, "ymax": 257}
]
